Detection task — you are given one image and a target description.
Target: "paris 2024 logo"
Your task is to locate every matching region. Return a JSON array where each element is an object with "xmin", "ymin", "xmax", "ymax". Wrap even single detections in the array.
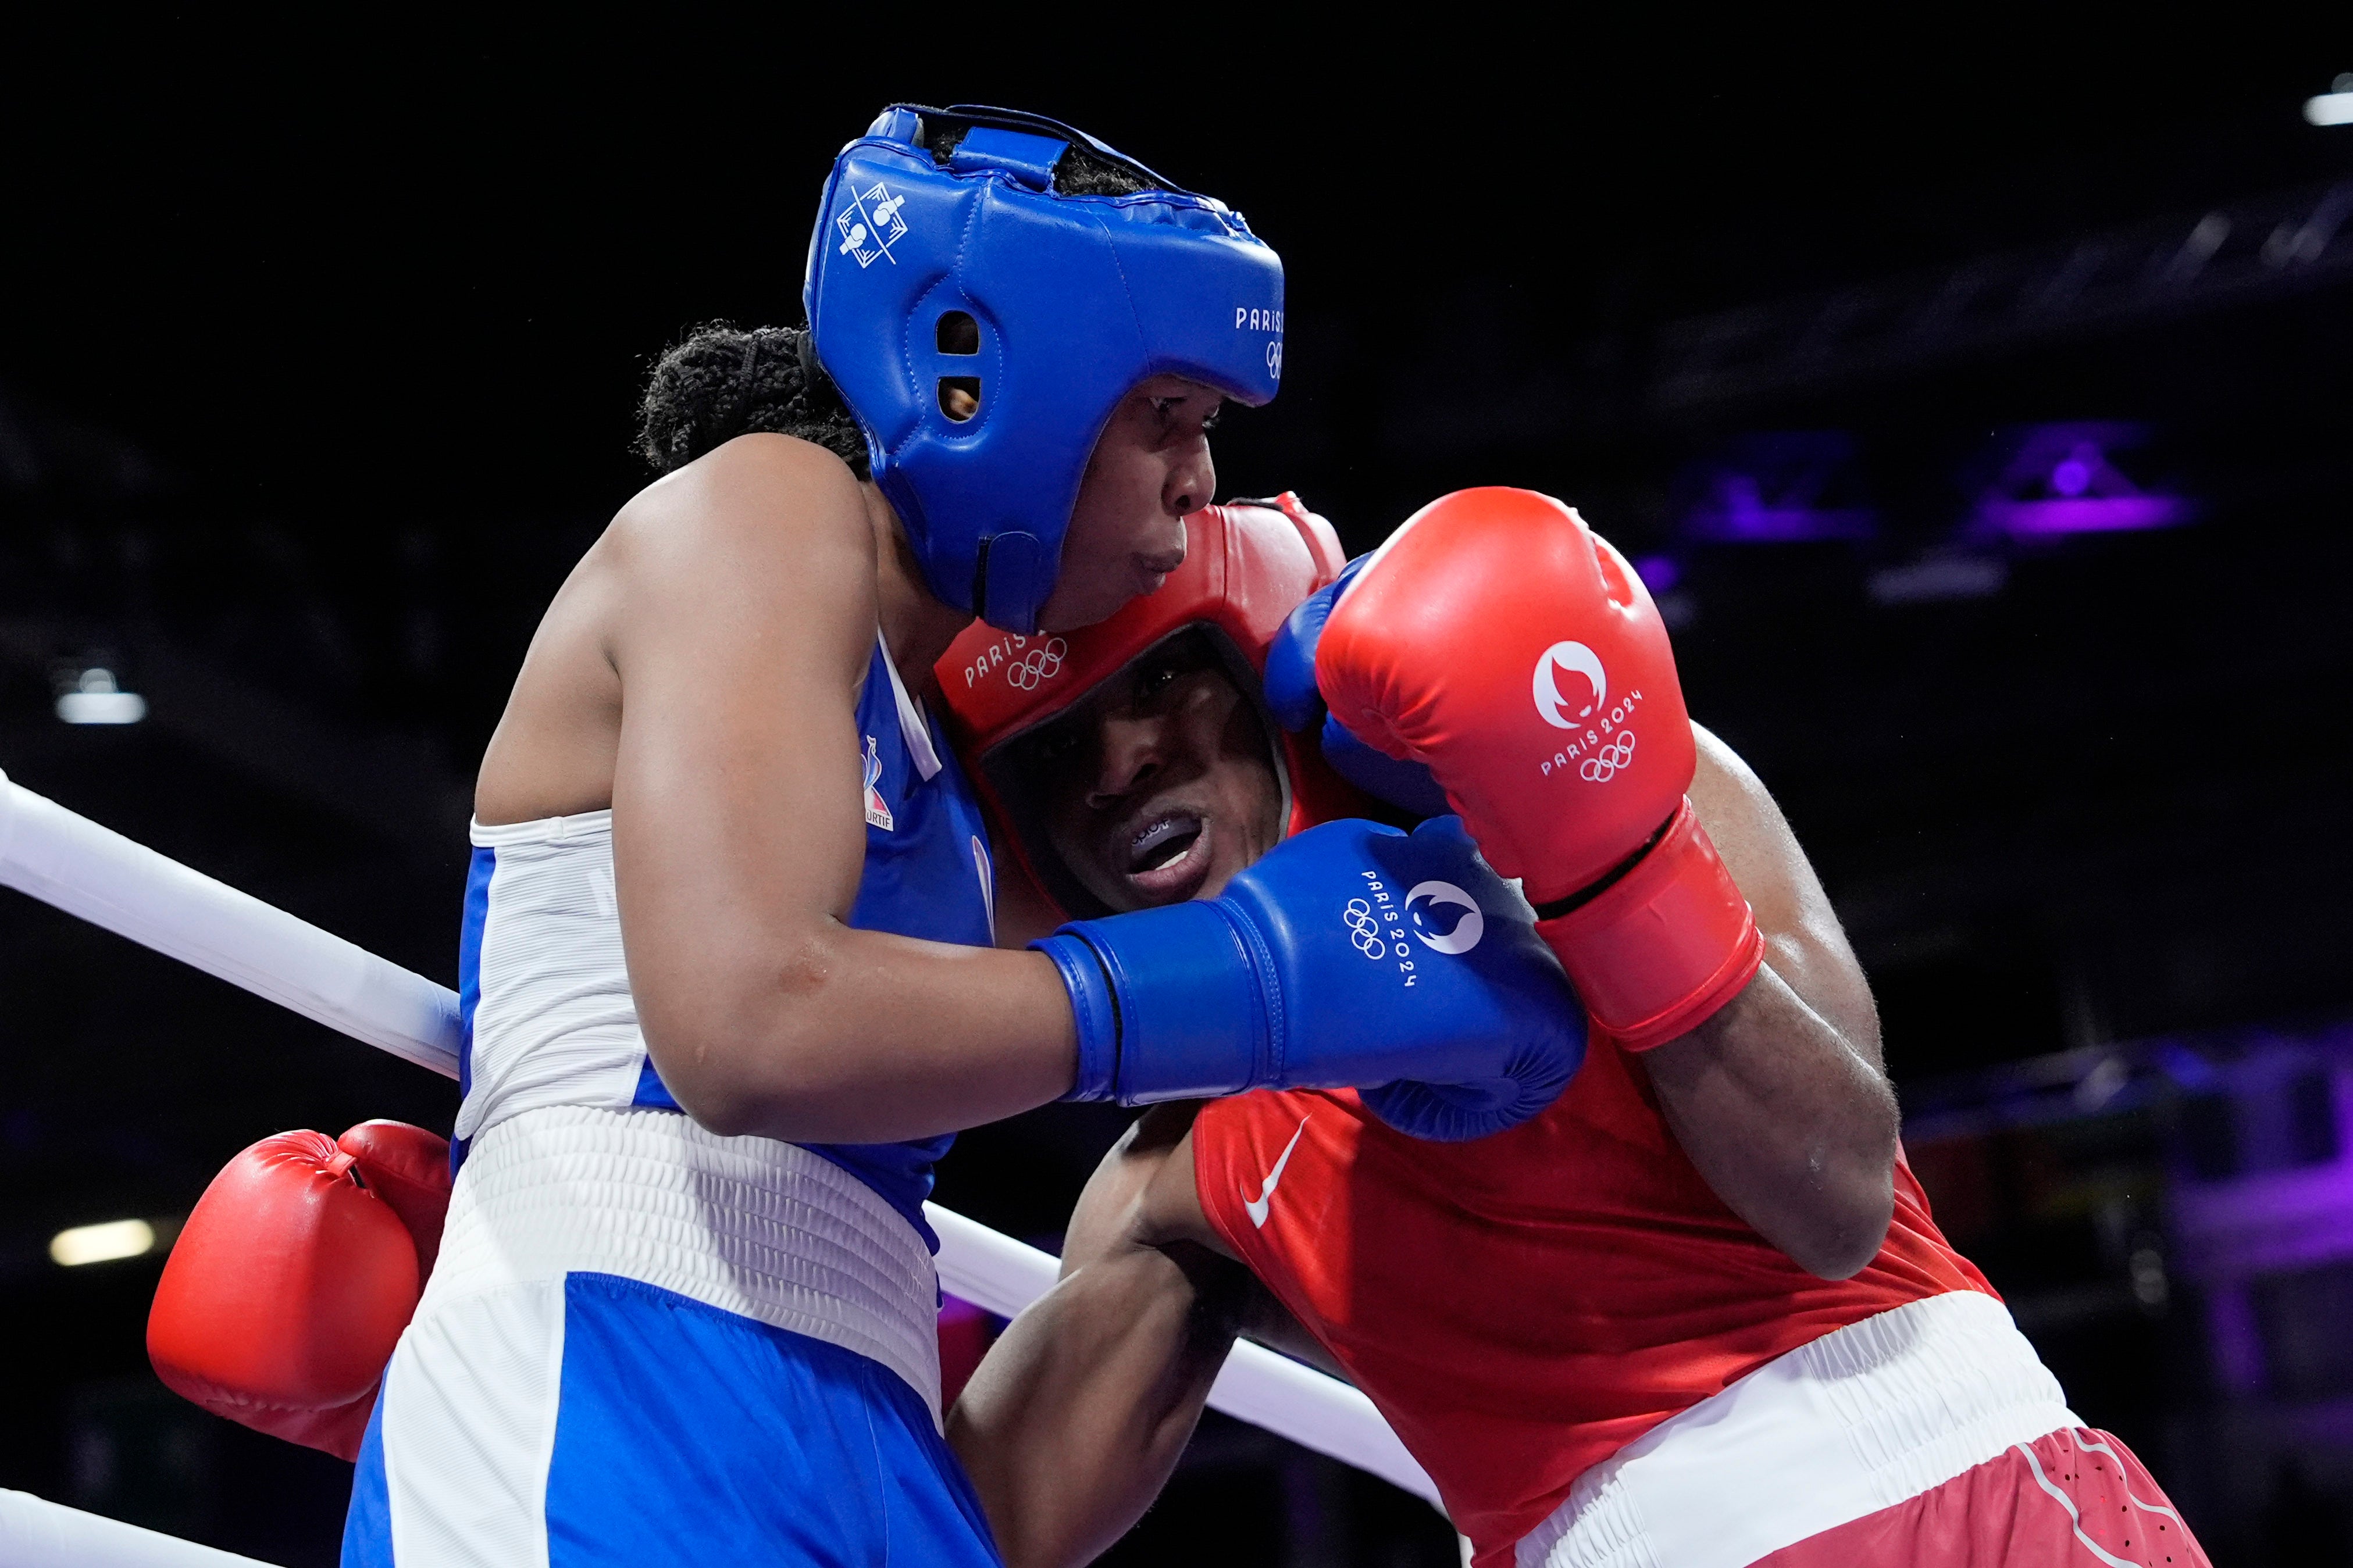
[
  {"xmin": 1343, "ymin": 874, "xmax": 1485, "ymax": 989},
  {"xmin": 1532, "ymin": 640, "xmax": 1643, "ymax": 784}
]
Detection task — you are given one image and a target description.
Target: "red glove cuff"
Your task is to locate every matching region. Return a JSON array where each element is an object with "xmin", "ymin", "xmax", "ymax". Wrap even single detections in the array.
[{"xmin": 1535, "ymin": 798, "xmax": 1763, "ymax": 1051}]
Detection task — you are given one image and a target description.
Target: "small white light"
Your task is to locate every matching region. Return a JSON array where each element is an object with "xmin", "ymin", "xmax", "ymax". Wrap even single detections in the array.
[
  {"xmin": 50, "ymin": 1218, "xmax": 158, "ymax": 1267},
  {"xmin": 2304, "ymin": 92, "xmax": 2353, "ymax": 127},
  {"xmin": 1866, "ymin": 555, "xmax": 2009, "ymax": 606},
  {"xmin": 56, "ymin": 669, "xmax": 146, "ymax": 726}
]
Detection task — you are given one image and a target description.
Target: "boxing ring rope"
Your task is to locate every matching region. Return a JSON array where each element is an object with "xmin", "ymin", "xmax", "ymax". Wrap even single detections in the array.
[
  {"xmin": 0, "ymin": 1491, "xmax": 273, "ymax": 1568},
  {"xmin": 0, "ymin": 773, "xmax": 462, "ymax": 1078},
  {"xmin": 0, "ymin": 769, "xmax": 1439, "ymax": 1565}
]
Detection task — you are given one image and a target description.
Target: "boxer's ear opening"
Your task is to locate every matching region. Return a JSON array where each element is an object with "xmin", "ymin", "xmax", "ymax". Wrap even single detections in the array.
[
  {"xmin": 936, "ymin": 312, "xmax": 981, "ymax": 355},
  {"xmin": 939, "ymin": 377, "xmax": 982, "ymax": 422}
]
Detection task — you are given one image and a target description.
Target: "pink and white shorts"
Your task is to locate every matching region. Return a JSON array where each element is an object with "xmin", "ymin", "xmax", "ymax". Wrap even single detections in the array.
[
  {"xmin": 1517, "ymin": 1292, "xmax": 2208, "ymax": 1568},
  {"xmin": 1756, "ymin": 1423, "xmax": 2204, "ymax": 1567}
]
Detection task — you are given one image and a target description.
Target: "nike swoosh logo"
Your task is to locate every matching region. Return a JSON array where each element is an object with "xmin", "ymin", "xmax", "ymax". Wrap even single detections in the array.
[{"xmin": 1242, "ymin": 1115, "xmax": 1311, "ymax": 1230}]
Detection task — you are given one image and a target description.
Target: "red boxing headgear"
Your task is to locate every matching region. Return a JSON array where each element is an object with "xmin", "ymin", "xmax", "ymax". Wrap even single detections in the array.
[{"xmin": 935, "ymin": 493, "xmax": 1373, "ymax": 920}]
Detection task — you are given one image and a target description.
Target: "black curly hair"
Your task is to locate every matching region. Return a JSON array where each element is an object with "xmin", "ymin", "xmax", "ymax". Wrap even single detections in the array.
[
  {"xmin": 635, "ymin": 116, "xmax": 1163, "ymax": 477},
  {"xmin": 636, "ymin": 324, "xmax": 864, "ymax": 478}
]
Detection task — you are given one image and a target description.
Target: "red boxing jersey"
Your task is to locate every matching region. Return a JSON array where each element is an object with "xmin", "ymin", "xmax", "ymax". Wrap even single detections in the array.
[{"xmin": 1193, "ymin": 1035, "xmax": 1993, "ymax": 1564}]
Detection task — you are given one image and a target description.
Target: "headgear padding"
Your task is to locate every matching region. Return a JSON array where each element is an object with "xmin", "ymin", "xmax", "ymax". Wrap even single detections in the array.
[
  {"xmin": 936, "ymin": 495, "xmax": 1372, "ymax": 920},
  {"xmin": 807, "ymin": 105, "xmax": 1285, "ymax": 635}
]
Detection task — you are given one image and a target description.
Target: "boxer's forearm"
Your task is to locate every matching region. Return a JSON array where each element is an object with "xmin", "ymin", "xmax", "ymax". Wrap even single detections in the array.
[
  {"xmin": 953, "ymin": 1112, "xmax": 1247, "ymax": 1568},
  {"xmin": 638, "ymin": 931, "xmax": 1078, "ymax": 1144},
  {"xmin": 1639, "ymin": 960, "xmax": 1898, "ymax": 1278},
  {"xmin": 1625, "ymin": 729, "xmax": 1895, "ymax": 1277},
  {"xmin": 950, "ymin": 1243, "xmax": 1237, "ymax": 1568}
]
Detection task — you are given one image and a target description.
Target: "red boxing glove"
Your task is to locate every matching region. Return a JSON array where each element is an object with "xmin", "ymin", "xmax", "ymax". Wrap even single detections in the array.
[
  {"xmin": 148, "ymin": 1120, "xmax": 451, "ymax": 1460},
  {"xmin": 336, "ymin": 1119, "xmax": 454, "ymax": 1280},
  {"xmin": 1314, "ymin": 487, "xmax": 1762, "ymax": 1048}
]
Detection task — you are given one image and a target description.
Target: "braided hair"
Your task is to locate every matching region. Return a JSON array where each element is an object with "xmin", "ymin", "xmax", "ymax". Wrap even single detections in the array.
[
  {"xmin": 637, "ymin": 123, "xmax": 1161, "ymax": 477},
  {"xmin": 636, "ymin": 323, "xmax": 866, "ymax": 477}
]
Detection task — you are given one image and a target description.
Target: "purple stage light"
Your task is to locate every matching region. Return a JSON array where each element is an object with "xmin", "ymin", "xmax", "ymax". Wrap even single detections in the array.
[
  {"xmin": 2167, "ymin": 1037, "xmax": 2353, "ymax": 1398},
  {"xmin": 1634, "ymin": 554, "xmax": 1682, "ymax": 594},
  {"xmin": 1978, "ymin": 497, "xmax": 2199, "ymax": 537},
  {"xmin": 1674, "ymin": 432, "xmax": 1879, "ymax": 545},
  {"xmin": 1967, "ymin": 424, "xmax": 2197, "ymax": 540}
]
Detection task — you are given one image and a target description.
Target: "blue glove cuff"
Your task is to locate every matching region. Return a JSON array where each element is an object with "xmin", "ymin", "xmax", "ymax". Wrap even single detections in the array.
[
  {"xmin": 1051, "ymin": 901, "xmax": 1272, "ymax": 1103},
  {"xmin": 1033, "ymin": 933, "xmax": 1120, "ymax": 1102}
]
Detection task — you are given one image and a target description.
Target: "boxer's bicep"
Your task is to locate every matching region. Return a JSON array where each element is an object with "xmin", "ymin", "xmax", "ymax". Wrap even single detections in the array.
[
  {"xmin": 1064, "ymin": 1103, "xmax": 1211, "ymax": 1272},
  {"xmin": 1687, "ymin": 725, "xmax": 1883, "ymax": 1069},
  {"xmin": 608, "ymin": 437, "xmax": 879, "ymax": 1098},
  {"xmin": 1129, "ymin": 1116, "xmax": 1343, "ymax": 1378}
]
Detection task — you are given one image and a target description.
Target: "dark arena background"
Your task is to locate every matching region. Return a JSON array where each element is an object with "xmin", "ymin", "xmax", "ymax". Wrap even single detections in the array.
[{"xmin": 3, "ymin": 26, "xmax": 2351, "ymax": 1567}]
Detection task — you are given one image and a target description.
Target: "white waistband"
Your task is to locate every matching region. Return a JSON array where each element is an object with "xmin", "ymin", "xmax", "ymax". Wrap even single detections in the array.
[
  {"xmin": 1517, "ymin": 1291, "xmax": 2076, "ymax": 1568},
  {"xmin": 422, "ymin": 1104, "xmax": 943, "ymax": 1421}
]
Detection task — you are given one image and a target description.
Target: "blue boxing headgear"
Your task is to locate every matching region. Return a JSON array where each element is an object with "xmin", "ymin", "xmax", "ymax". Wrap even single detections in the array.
[{"xmin": 805, "ymin": 105, "xmax": 1285, "ymax": 634}]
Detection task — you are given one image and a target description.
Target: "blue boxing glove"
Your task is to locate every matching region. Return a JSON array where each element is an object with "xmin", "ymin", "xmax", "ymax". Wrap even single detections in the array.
[
  {"xmin": 1263, "ymin": 563, "xmax": 1453, "ymax": 819},
  {"xmin": 1033, "ymin": 815, "xmax": 1584, "ymax": 1141}
]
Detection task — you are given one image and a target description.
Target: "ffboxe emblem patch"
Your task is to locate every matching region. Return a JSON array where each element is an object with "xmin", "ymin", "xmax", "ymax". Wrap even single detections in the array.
[{"xmin": 835, "ymin": 181, "xmax": 908, "ymax": 269}]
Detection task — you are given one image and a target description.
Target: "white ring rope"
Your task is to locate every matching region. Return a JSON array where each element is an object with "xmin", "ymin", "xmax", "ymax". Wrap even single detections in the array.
[
  {"xmin": 0, "ymin": 1491, "xmax": 272, "ymax": 1568},
  {"xmin": 0, "ymin": 770, "xmax": 1442, "ymax": 1525},
  {"xmin": 0, "ymin": 771, "xmax": 460, "ymax": 1078},
  {"xmin": 923, "ymin": 1206, "xmax": 1436, "ymax": 1502}
]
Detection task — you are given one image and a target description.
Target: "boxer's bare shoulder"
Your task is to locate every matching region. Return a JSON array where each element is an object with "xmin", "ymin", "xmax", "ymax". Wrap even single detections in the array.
[
  {"xmin": 476, "ymin": 433, "xmax": 878, "ymax": 826},
  {"xmin": 601, "ymin": 433, "xmax": 879, "ymax": 677},
  {"xmin": 605, "ymin": 434, "xmax": 874, "ymax": 584}
]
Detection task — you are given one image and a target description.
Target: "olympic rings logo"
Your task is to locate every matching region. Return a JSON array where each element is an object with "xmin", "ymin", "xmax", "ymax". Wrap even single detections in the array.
[
  {"xmin": 1343, "ymin": 898, "xmax": 1389, "ymax": 959},
  {"xmin": 1580, "ymin": 731, "xmax": 1638, "ymax": 784},
  {"xmin": 1004, "ymin": 639, "xmax": 1068, "ymax": 691}
]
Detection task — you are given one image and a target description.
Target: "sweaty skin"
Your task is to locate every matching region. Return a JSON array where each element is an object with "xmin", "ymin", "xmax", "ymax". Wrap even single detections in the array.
[
  {"xmin": 471, "ymin": 376, "xmax": 1221, "ymax": 1144},
  {"xmin": 949, "ymin": 673, "xmax": 1897, "ymax": 1568}
]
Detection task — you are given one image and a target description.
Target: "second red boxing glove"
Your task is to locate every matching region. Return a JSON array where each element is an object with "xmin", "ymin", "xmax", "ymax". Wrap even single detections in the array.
[
  {"xmin": 148, "ymin": 1120, "xmax": 450, "ymax": 1460},
  {"xmin": 1310, "ymin": 488, "xmax": 1762, "ymax": 1049}
]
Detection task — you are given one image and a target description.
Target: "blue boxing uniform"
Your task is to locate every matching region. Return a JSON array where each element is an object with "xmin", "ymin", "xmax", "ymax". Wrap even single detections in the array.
[
  {"xmin": 344, "ymin": 99, "xmax": 1290, "ymax": 1566},
  {"xmin": 343, "ymin": 635, "xmax": 1000, "ymax": 1567}
]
